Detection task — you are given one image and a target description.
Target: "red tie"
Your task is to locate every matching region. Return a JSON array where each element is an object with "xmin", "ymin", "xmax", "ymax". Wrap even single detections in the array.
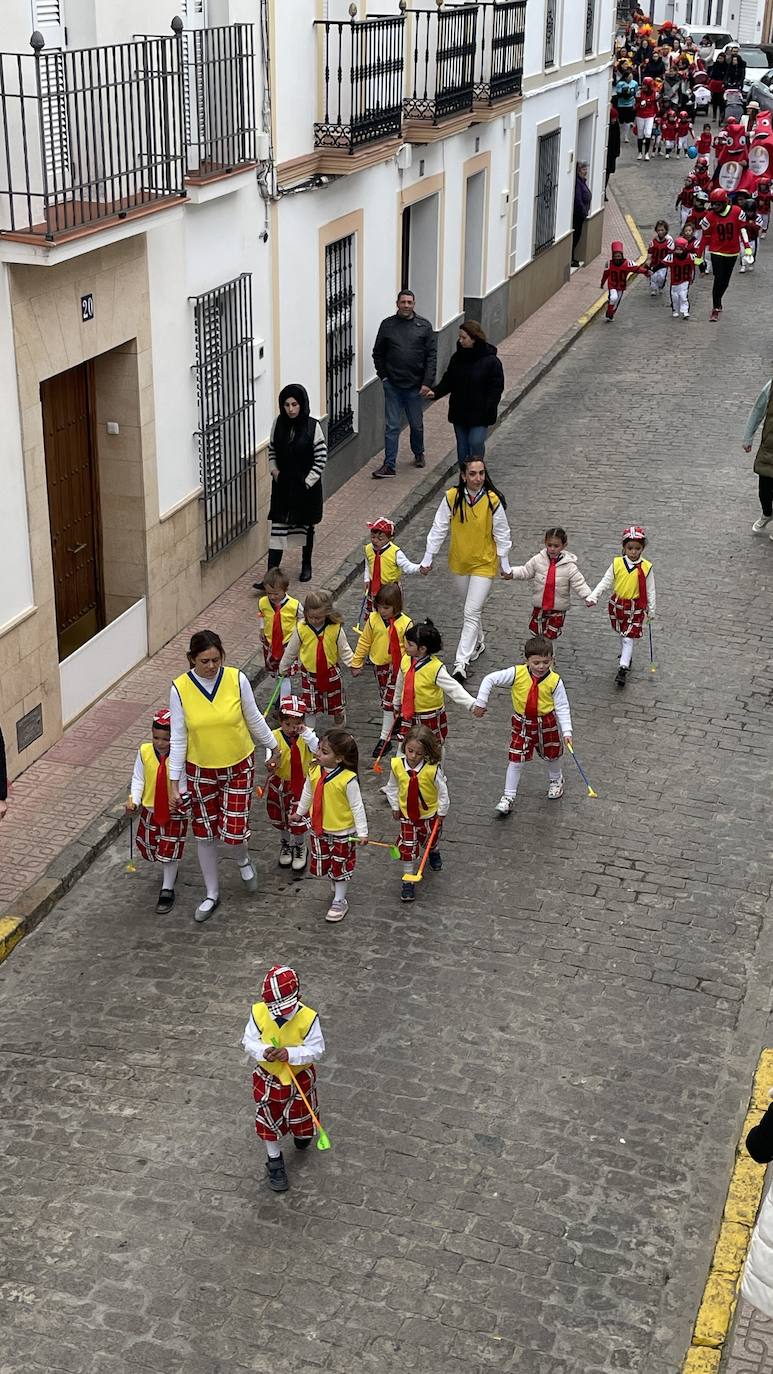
[
  {"xmin": 402, "ymin": 662, "xmax": 416, "ymax": 719},
  {"xmin": 525, "ymin": 673, "xmax": 540, "ymax": 720},
  {"xmin": 315, "ymin": 631, "xmax": 331, "ymax": 693},
  {"xmin": 311, "ymin": 773, "xmax": 325, "ymax": 835},
  {"xmin": 289, "ymin": 739, "xmax": 305, "ymax": 800},
  {"xmin": 406, "ymin": 769, "xmax": 422, "ymax": 822},
  {"xmin": 371, "ymin": 551, "xmax": 382, "ymax": 599},
  {"xmin": 635, "ymin": 565, "xmax": 648, "ymax": 610},
  {"xmin": 271, "ymin": 603, "xmax": 284, "ymax": 661},
  {"xmin": 388, "ymin": 620, "xmax": 401, "ymax": 675},
  {"xmin": 153, "ymin": 753, "xmax": 171, "ymax": 826},
  {"xmin": 542, "ymin": 557, "xmax": 558, "ymax": 612}
]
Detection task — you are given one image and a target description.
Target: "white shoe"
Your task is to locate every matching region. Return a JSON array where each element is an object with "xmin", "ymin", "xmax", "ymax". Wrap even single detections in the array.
[
  {"xmin": 547, "ymin": 778, "xmax": 565, "ymax": 801},
  {"xmin": 672, "ymin": 311, "xmax": 679, "ymax": 317},
  {"xmin": 752, "ymin": 516, "xmax": 772, "ymax": 533},
  {"xmin": 469, "ymin": 638, "xmax": 486, "ymax": 663},
  {"xmin": 495, "ymin": 794, "xmax": 515, "ymax": 816},
  {"xmin": 740, "ymin": 263, "xmax": 746, "ymax": 273},
  {"xmin": 278, "ymin": 840, "xmax": 293, "ymax": 868},
  {"xmin": 645, "ymin": 153, "xmax": 650, "ymax": 160},
  {"xmin": 637, "ymin": 152, "xmax": 643, "ymax": 160},
  {"xmin": 239, "ymin": 861, "xmax": 258, "ymax": 893},
  {"xmin": 451, "ymin": 664, "xmax": 468, "ymax": 683},
  {"xmin": 325, "ymin": 898, "xmax": 348, "ymax": 923},
  {"xmin": 291, "ymin": 843, "xmax": 308, "ymax": 873}
]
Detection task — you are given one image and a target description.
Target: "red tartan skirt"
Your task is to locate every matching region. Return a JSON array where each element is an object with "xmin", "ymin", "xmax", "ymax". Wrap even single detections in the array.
[
  {"xmin": 252, "ymin": 1064, "xmax": 318, "ymax": 1142},
  {"xmin": 374, "ymin": 661, "xmax": 399, "ymax": 712},
  {"xmin": 399, "ymin": 707, "xmax": 448, "ymax": 746},
  {"xmin": 398, "ymin": 815, "xmax": 442, "ymax": 863},
  {"xmin": 529, "ymin": 608, "xmax": 567, "ymax": 641},
  {"xmin": 261, "ymin": 638, "xmax": 282, "ymax": 676},
  {"xmin": 509, "ymin": 711, "xmax": 563, "ymax": 763},
  {"xmin": 136, "ymin": 806, "xmax": 187, "ymax": 863},
  {"xmin": 300, "ymin": 666, "xmax": 345, "ymax": 717},
  {"xmin": 265, "ymin": 775, "xmax": 307, "ymax": 838},
  {"xmin": 608, "ymin": 596, "xmax": 645, "ymax": 639},
  {"xmin": 184, "ymin": 754, "xmax": 255, "ymax": 844},
  {"xmin": 309, "ymin": 830, "xmax": 357, "ymax": 881}
]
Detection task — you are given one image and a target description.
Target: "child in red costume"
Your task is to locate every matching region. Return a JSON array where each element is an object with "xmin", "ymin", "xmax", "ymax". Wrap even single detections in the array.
[
  {"xmin": 756, "ymin": 178, "xmax": 771, "ymax": 234},
  {"xmin": 675, "ymin": 178, "xmax": 696, "ymax": 229},
  {"xmin": 663, "ymin": 237, "xmax": 696, "ymax": 318},
  {"xmin": 662, "ymin": 107, "xmax": 679, "ymax": 157},
  {"xmin": 676, "ymin": 109, "xmax": 695, "ymax": 157},
  {"xmin": 600, "ymin": 242, "xmax": 649, "ymax": 320},
  {"xmin": 646, "ymin": 220, "xmax": 674, "ymax": 297},
  {"xmin": 126, "ymin": 709, "xmax": 189, "ymax": 914}
]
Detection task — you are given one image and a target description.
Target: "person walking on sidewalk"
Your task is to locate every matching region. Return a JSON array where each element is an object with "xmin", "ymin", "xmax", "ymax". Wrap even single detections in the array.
[
  {"xmin": 372, "ymin": 289, "xmax": 436, "ymax": 478},
  {"xmin": 169, "ymin": 630, "xmax": 279, "ymax": 923},
  {"xmin": 426, "ymin": 321, "xmax": 504, "ymax": 465},
  {"xmin": 419, "ymin": 458, "xmax": 513, "ymax": 684},
  {"xmin": 572, "ymin": 163, "xmax": 592, "ymax": 266},
  {"xmin": 742, "ymin": 376, "xmax": 773, "ymax": 535},
  {"xmin": 255, "ymin": 384, "xmax": 326, "ymax": 588}
]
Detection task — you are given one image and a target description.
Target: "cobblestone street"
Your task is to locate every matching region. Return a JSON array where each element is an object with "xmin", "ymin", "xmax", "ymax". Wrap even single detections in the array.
[{"xmin": 3, "ymin": 145, "xmax": 773, "ymax": 1374}]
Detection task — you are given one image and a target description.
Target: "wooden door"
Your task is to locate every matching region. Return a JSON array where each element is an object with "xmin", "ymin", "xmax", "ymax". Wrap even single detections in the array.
[{"xmin": 41, "ymin": 361, "xmax": 105, "ymax": 660}]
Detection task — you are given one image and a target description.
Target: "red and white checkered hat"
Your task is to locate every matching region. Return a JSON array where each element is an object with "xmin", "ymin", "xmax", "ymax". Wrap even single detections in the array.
[
  {"xmin": 262, "ymin": 964, "xmax": 300, "ymax": 1015},
  {"xmin": 368, "ymin": 517, "xmax": 395, "ymax": 536},
  {"xmin": 279, "ymin": 696, "xmax": 308, "ymax": 720},
  {"xmin": 622, "ymin": 525, "xmax": 646, "ymax": 543},
  {"xmin": 153, "ymin": 708, "xmax": 171, "ymax": 728}
]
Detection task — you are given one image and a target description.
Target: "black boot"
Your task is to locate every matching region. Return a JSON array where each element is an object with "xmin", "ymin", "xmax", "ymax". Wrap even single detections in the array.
[
  {"xmin": 299, "ymin": 530, "xmax": 314, "ymax": 583},
  {"xmin": 615, "ymin": 665, "xmax": 629, "ymax": 687},
  {"xmin": 253, "ymin": 547, "xmax": 283, "ymax": 592},
  {"xmin": 265, "ymin": 1152, "xmax": 289, "ymax": 1192}
]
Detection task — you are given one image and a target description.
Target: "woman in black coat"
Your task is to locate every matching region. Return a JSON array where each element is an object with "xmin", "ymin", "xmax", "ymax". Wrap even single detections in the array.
[
  {"xmin": 256, "ymin": 383, "xmax": 327, "ymax": 587},
  {"xmin": 427, "ymin": 321, "xmax": 505, "ymax": 466}
]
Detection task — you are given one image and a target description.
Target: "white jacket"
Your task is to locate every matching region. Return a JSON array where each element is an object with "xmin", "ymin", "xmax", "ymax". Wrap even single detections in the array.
[
  {"xmin": 510, "ymin": 549, "xmax": 592, "ymax": 611},
  {"xmin": 742, "ymin": 1179, "xmax": 773, "ymax": 1318}
]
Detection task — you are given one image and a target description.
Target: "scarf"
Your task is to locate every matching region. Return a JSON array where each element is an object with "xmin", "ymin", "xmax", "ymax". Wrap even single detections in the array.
[
  {"xmin": 270, "ymin": 602, "xmax": 285, "ymax": 661},
  {"xmin": 542, "ymin": 555, "xmax": 559, "ymax": 611},
  {"xmin": 311, "ymin": 771, "xmax": 325, "ymax": 835},
  {"xmin": 402, "ymin": 661, "xmax": 416, "ymax": 719},
  {"xmin": 371, "ymin": 550, "xmax": 383, "ymax": 599},
  {"xmin": 285, "ymin": 733, "xmax": 305, "ymax": 800},
  {"xmin": 153, "ymin": 751, "xmax": 171, "ymax": 826},
  {"xmin": 406, "ymin": 768, "xmax": 423, "ymax": 822},
  {"xmin": 314, "ymin": 627, "xmax": 331, "ymax": 692},
  {"xmin": 387, "ymin": 619, "xmax": 402, "ymax": 675},
  {"xmin": 525, "ymin": 673, "xmax": 541, "ymax": 721}
]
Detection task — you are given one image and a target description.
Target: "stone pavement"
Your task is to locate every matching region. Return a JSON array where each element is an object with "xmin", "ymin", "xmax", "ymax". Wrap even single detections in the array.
[
  {"xmin": 0, "ymin": 193, "xmax": 637, "ymax": 924},
  {"xmin": 3, "ymin": 149, "xmax": 773, "ymax": 1374}
]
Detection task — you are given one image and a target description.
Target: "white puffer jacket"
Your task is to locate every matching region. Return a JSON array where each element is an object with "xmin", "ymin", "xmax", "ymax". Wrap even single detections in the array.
[
  {"xmin": 510, "ymin": 549, "xmax": 593, "ymax": 611},
  {"xmin": 742, "ymin": 1180, "xmax": 773, "ymax": 1317}
]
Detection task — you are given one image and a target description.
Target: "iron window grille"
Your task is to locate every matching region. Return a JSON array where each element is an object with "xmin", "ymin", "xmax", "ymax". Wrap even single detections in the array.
[
  {"xmin": 473, "ymin": 0, "xmax": 526, "ymax": 104},
  {"xmin": 325, "ymin": 235, "xmax": 356, "ymax": 451},
  {"xmin": 585, "ymin": 0, "xmax": 596, "ymax": 55},
  {"xmin": 403, "ymin": 5, "xmax": 478, "ymax": 124},
  {"xmin": 534, "ymin": 128, "xmax": 560, "ymax": 254},
  {"xmin": 314, "ymin": 15, "xmax": 405, "ymax": 151},
  {"xmin": 544, "ymin": 0, "xmax": 557, "ymax": 68},
  {"xmin": 191, "ymin": 274, "xmax": 258, "ymax": 561}
]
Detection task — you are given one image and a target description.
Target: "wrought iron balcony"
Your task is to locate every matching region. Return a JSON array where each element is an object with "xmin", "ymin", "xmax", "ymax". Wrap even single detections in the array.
[
  {"xmin": 0, "ymin": 23, "xmax": 186, "ymax": 243},
  {"xmin": 403, "ymin": 4, "xmax": 478, "ymax": 126},
  {"xmin": 473, "ymin": 0, "xmax": 526, "ymax": 107},
  {"xmin": 182, "ymin": 23, "xmax": 257, "ymax": 180},
  {"xmin": 314, "ymin": 14, "xmax": 405, "ymax": 153}
]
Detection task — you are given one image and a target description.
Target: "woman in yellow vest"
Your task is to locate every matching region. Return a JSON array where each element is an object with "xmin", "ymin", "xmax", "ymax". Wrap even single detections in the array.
[
  {"xmin": 472, "ymin": 635, "xmax": 573, "ymax": 816},
  {"xmin": 279, "ymin": 590, "xmax": 353, "ymax": 730},
  {"xmin": 419, "ymin": 458, "xmax": 513, "ymax": 684},
  {"xmin": 169, "ymin": 630, "xmax": 279, "ymax": 923},
  {"xmin": 587, "ymin": 525, "xmax": 656, "ymax": 688},
  {"xmin": 351, "ymin": 582, "xmax": 413, "ymax": 756},
  {"xmin": 125, "ymin": 708, "xmax": 188, "ymax": 913},
  {"xmin": 242, "ymin": 964, "xmax": 325, "ymax": 1193},
  {"xmin": 385, "ymin": 725, "xmax": 450, "ymax": 904},
  {"xmin": 291, "ymin": 729, "xmax": 368, "ymax": 923}
]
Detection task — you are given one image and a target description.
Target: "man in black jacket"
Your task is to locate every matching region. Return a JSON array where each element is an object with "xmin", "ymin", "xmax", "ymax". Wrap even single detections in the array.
[{"xmin": 372, "ymin": 289, "xmax": 437, "ymax": 477}]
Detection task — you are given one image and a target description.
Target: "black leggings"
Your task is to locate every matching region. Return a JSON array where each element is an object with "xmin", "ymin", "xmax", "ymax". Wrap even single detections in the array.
[
  {"xmin": 711, "ymin": 91, "xmax": 725, "ymax": 119},
  {"xmin": 760, "ymin": 475, "xmax": 773, "ymax": 518},
  {"xmin": 711, "ymin": 253, "xmax": 735, "ymax": 309},
  {"xmin": 266, "ymin": 525, "xmax": 315, "ymax": 570}
]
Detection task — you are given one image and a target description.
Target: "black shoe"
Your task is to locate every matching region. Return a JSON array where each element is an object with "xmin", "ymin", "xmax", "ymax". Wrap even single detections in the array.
[
  {"xmin": 571, "ymin": 258, "xmax": 581, "ymax": 267},
  {"xmin": 265, "ymin": 1153, "xmax": 289, "ymax": 1192},
  {"xmin": 156, "ymin": 887, "xmax": 176, "ymax": 914},
  {"xmin": 428, "ymin": 849, "xmax": 442, "ymax": 872},
  {"xmin": 372, "ymin": 737, "xmax": 392, "ymax": 759},
  {"xmin": 299, "ymin": 561, "xmax": 313, "ymax": 583},
  {"xmin": 293, "ymin": 1136, "xmax": 313, "ymax": 1150},
  {"xmin": 401, "ymin": 881, "xmax": 416, "ymax": 903},
  {"xmin": 615, "ymin": 666, "xmax": 629, "ymax": 687},
  {"xmin": 413, "ymin": 454, "xmax": 426, "ymax": 469},
  {"xmin": 372, "ymin": 464, "xmax": 396, "ymax": 479}
]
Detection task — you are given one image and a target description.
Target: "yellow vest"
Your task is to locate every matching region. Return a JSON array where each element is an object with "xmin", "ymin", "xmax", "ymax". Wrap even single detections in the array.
[
  {"xmin": 445, "ymin": 488, "xmax": 501, "ymax": 578},
  {"xmin": 400, "ymin": 654, "xmax": 444, "ymax": 712},
  {"xmin": 362, "ymin": 612, "xmax": 412, "ymax": 667},
  {"xmin": 365, "ymin": 541, "xmax": 402, "ymax": 584},
  {"xmin": 272, "ymin": 727, "xmax": 314, "ymax": 783},
  {"xmin": 173, "ymin": 666, "xmax": 254, "ymax": 768},
  {"xmin": 139, "ymin": 741, "xmax": 173, "ymax": 809},
  {"xmin": 612, "ymin": 556, "xmax": 652, "ymax": 600},
  {"xmin": 510, "ymin": 664, "xmax": 561, "ymax": 717},
  {"xmin": 308, "ymin": 764, "xmax": 357, "ymax": 832},
  {"xmin": 390, "ymin": 757, "xmax": 440, "ymax": 817},
  {"xmin": 250, "ymin": 1001, "xmax": 318, "ymax": 1085},
  {"xmin": 259, "ymin": 594, "xmax": 300, "ymax": 646},
  {"xmin": 297, "ymin": 621, "xmax": 341, "ymax": 674}
]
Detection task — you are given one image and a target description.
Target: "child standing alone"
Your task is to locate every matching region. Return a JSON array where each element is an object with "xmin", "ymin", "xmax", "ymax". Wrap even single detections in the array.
[
  {"xmin": 510, "ymin": 527, "xmax": 594, "ymax": 640},
  {"xmin": 126, "ymin": 708, "xmax": 188, "ymax": 912},
  {"xmin": 386, "ymin": 725, "xmax": 449, "ymax": 904},
  {"xmin": 587, "ymin": 525, "xmax": 656, "ymax": 687},
  {"xmin": 291, "ymin": 729, "xmax": 368, "ymax": 923}
]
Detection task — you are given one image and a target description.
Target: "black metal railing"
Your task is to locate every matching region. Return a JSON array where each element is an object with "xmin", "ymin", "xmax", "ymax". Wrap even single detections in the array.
[
  {"xmin": 403, "ymin": 5, "xmax": 478, "ymax": 123},
  {"xmin": 0, "ymin": 22, "xmax": 185, "ymax": 240},
  {"xmin": 544, "ymin": 0, "xmax": 557, "ymax": 67},
  {"xmin": 325, "ymin": 235, "xmax": 356, "ymax": 450},
  {"xmin": 191, "ymin": 273, "xmax": 258, "ymax": 562},
  {"xmin": 534, "ymin": 128, "xmax": 560, "ymax": 254},
  {"xmin": 473, "ymin": 0, "xmax": 526, "ymax": 104},
  {"xmin": 585, "ymin": 0, "xmax": 596, "ymax": 55},
  {"xmin": 183, "ymin": 23, "xmax": 257, "ymax": 175},
  {"xmin": 314, "ymin": 15, "xmax": 404, "ymax": 151}
]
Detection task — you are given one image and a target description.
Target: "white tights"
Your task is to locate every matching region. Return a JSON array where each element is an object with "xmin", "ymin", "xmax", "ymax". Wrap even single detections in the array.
[
  {"xmin": 504, "ymin": 758, "xmax": 563, "ymax": 798},
  {"xmin": 161, "ymin": 860, "xmax": 178, "ymax": 890},
  {"xmin": 196, "ymin": 838, "xmax": 254, "ymax": 898},
  {"xmin": 619, "ymin": 636, "xmax": 634, "ymax": 668}
]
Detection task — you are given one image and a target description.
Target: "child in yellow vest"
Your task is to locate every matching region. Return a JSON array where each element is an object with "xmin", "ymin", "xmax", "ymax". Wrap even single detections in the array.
[
  {"xmin": 242, "ymin": 964, "xmax": 325, "ymax": 1193},
  {"xmin": 587, "ymin": 525, "xmax": 656, "ymax": 687},
  {"xmin": 351, "ymin": 583, "xmax": 413, "ymax": 757},
  {"xmin": 264, "ymin": 695, "xmax": 318, "ymax": 875},
  {"xmin": 126, "ymin": 708, "xmax": 188, "ymax": 913},
  {"xmin": 362, "ymin": 516, "xmax": 421, "ymax": 613},
  {"xmin": 472, "ymin": 636, "xmax": 573, "ymax": 815},
  {"xmin": 279, "ymin": 590, "xmax": 353, "ymax": 730},
  {"xmin": 392, "ymin": 619, "xmax": 476, "ymax": 752},
  {"xmin": 257, "ymin": 568, "xmax": 302, "ymax": 700},
  {"xmin": 385, "ymin": 725, "xmax": 449, "ymax": 904},
  {"xmin": 290, "ymin": 729, "xmax": 367, "ymax": 923}
]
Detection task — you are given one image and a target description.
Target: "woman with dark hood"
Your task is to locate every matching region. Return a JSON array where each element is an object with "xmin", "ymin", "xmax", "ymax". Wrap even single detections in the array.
[
  {"xmin": 708, "ymin": 51, "xmax": 727, "ymax": 121},
  {"xmin": 426, "ymin": 321, "xmax": 504, "ymax": 465},
  {"xmin": 256, "ymin": 383, "xmax": 326, "ymax": 588}
]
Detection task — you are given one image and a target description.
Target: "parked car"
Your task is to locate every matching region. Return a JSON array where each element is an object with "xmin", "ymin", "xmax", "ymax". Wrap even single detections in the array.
[
  {"xmin": 679, "ymin": 25, "xmax": 735, "ymax": 61},
  {"xmin": 747, "ymin": 69, "xmax": 773, "ymax": 113},
  {"xmin": 716, "ymin": 44, "xmax": 773, "ymax": 100}
]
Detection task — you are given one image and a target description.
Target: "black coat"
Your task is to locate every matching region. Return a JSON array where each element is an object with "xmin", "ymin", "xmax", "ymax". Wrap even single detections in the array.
[
  {"xmin": 606, "ymin": 116, "xmax": 621, "ymax": 174},
  {"xmin": 268, "ymin": 383, "xmax": 325, "ymax": 527},
  {"xmin": 432, "ymin": 341, "xmax": 504, "ymax": 428}
]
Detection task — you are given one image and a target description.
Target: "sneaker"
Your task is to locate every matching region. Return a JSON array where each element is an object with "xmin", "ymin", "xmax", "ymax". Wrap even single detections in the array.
[
  {"xmin": 194, "ymin": 895, "xmax": 220, "ymax": 923},
  {"xmin": 637, "ymin": 152, "xmax": 643, "ymax": 160},
  {"xmin": 372, "ymin": 464, "xmax": 396, "ymax": 479},
  {"xmin": 325, "ymin": 898, "xmax": 349, "ymax": 923},
  {"xmin": 239, "ymin": 860, "xmax": 258, "ymax": 893},
  {"xmin": 710, "ymin": 308, "xmax": 720, "ymax": 322},
  {"xmin": 291, "ymin": 843, "xmax": 308, "ymax": 874},
  {"xmin": 547, "ymin": 778, "xmax": 565, "ymax": 800},
  {"xmin": 413, "ymin": 454, "xmax": 426, "ymax": 469},
  {"xmin": 428, "ymin": 848, "xmax": 442, "ymax": 871},
  {"xmin": 469, "ymin": 637, "xmax": 486, "ymax": 663},
  {"xmin": 401, "ymin": 881, "xmax": 416, "ymax": 903},
  {"xmin": 753, "ymin": 516, "xmax": 773, "ymax": 533},
  {"xmin": 740, "ymin": 263, "xmax": 746, "ymax": 273},
  {"xmin": 372, "ymin": 737, "xmax": 392, "ymax": 759},
  {"xmin": 571, "ymin": 258, "xmax": 581, "ymax": 268},
  {"xmin": 664, "ymin": 152, "xmax": 670, "ymax": 159},
  {"xmin": 615, "ymin": 666, "xmax": 629, "ymax": 688},
  {"xmin": 278, "ymin": 839, "xmax": 293, "ymax": 868},
  {"xmin": 265, "ymin": 1153, "xmax": 289, "ymax": 1193},
  {"xmin": 452, "ymin": 664, "xmax": 468, "ymax": 684},
  {"xmin": 672, "ymin": 311, "xmax": 679, "ymax": 318},
  {"xmin": 156, "ymin": 887, "xmax": 176, "ymax": 914},
  {"xmin": 645, "ymin": 152, "xmax": 650, "ymax": 160},
  {"xmin": 495, "ymin": 794, "xmax": 515, "ymax": 816}
]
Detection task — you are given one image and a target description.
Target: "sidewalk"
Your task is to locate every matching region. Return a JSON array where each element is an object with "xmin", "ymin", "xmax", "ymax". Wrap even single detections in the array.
[{"xmin": 0, "ymin": 191, "xmax": 638, "ymax": 958}]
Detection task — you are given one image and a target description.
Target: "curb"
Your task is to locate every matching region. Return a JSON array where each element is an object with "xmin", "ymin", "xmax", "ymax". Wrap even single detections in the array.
[
  {"xmin": 0, "ymin": 257, "xmax": 617, "ymax": 969},
  {"xmin": 681, "ymin": 1049, "xmax": 773, "ymax": 1372}
]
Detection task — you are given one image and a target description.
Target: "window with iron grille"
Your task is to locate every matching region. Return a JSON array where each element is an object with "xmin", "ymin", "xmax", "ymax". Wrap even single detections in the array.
[
  {"xmin": 585, "ymin": 0, "xmax": 596, "ymax": 54},
  {"xmin": 325, "ymin": 235, "xmax": 355, "ymax": 451},
  {"xmin": 544, "ymin": 0, "xmax": 557, "ymax": 67},
  {"xmin": 192, "ymin": 273, "xmax": 258, "ymax": 561},
  {"xmin": 534, "ymin": 129, "xmax": 560, "ymax": 254}
]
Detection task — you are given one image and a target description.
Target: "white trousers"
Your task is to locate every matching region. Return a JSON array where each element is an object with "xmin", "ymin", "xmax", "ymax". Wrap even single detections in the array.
[
  {"xmin": 636, "ymin": 116, "xmax": 654, "ymax": 139},
  {"xmin": 679, "ymin": 206, "xmax": 691, "ymax": 228},
  {"xmin": 450, "ymin": 572, "xmax": 493, "ymax": 668},
  {"xmin": 678, "ymin": 134, "xmax": 692, "ymax": 152},
  {"xmin": 670, "ymin": 280, "xmax": 690, "ymax": 315},
  {"xmin": 650, "ymin": 266, "xmax": 667, "ymax": 294}
]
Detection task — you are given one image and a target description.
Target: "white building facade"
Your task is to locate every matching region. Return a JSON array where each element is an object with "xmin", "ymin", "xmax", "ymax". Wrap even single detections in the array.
[
  {"xmin": 0, "ymin": 0, "xmax": 613, "ymax": 779},
  {"xmin": 647, "ymin": 0, "xmax": 772, "ymax": 43}
]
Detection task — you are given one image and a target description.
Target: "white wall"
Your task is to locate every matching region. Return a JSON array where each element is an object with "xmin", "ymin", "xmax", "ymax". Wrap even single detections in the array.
[
  {"xmin": 0, "ymin": 265, "xmax": 34, "ymax": 629},
  {"xmin": 273, "ymin": 0, "xmax": 317, "ymax": 165}
]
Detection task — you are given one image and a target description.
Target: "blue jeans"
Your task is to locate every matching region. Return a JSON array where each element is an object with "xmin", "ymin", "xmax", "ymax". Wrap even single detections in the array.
[
  {"xmin": 453, "ymin": 423, "xmax": 488, "ymax": 465},
  {"xmin": 383, "ymin": 379, "xmax": 424, "ymax": 471}
]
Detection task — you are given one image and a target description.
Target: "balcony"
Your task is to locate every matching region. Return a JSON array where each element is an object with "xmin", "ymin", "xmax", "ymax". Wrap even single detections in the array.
[
  {"xmin": 314, "ymin": 13, "xmax": 405, "ymax": 170},
  {"xmin": 402, "ymin": 4, "xmax": 478, "ymax": 139},
  {"xmin": 472, "ymin": 0, "xmax": 526, "ymax": 115},
  {"xmin": 182, "ymin": 23, "xmax": 257, "ymax": 186}
]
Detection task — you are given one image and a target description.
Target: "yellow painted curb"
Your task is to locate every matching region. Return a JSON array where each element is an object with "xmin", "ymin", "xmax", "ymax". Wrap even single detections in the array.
[
  {"xmin": 0, "ymin": 914, "xmax": 25, "ymax": 964},
  {"xmin": 577, "ymin": 293, "xmax": 609, "ymax": 328},
  {"xmin": 625, "ymin": 209, "xmax": 648, "ymax": 263},
  {"xmin": 682, "ymin": 1050, "xmax": 773, "ymax": 1369}
]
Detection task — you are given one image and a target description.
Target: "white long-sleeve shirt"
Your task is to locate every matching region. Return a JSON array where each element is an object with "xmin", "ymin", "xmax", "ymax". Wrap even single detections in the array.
[
  {"xmin": 278, "ymin": 627, "xmax": 354, "ymax": 677},
  {"xmin": 474, "ymin": 667, "xmax": 573, "ymax": 736},
  {"xmin": 392, "ymin": 662, "xmax": 477, "ymax": 714},
  {"xmin": 362, "ymin": 548, "xmax": 422, "ymax": 586},
  {"xmin": 385, "ymin": 762, "xmax": 450, "ymax": 817},
  {"xmin": 241, "ymin": 1005, "xmax": 326, "ymax": 1065},
  {"xmin": 421, "ymin": 491, "xmax": 513, "ymax": 574},
  {"xmin": 130, "ymin": 748, "xmax": 149, "ymax": 806},
  {"xmin": 263, "ymin": 724, "xmax": 319, "ymax": 764},
  {"xmin": 169, "ymin": 669, "xmax": 278, "ymax": 781},
  {"xmin": 296, "ymin": 771, "xmax": 368, "ymax": 837},
  {"xmin": 589, "ymin": 561, "xmax": 657, "ymax": 616}
]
